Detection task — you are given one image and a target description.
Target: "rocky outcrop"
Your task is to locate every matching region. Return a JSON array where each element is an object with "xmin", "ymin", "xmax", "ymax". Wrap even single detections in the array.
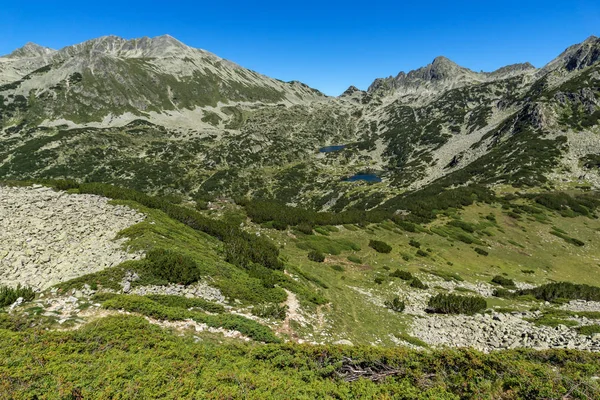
[
  {"xmin": 412, "ymin": 311, "xmax": 600, "ymax": 352},
  {"xmin": 0, "ymin": 185, "xmax": 144, "ymax": 290}
]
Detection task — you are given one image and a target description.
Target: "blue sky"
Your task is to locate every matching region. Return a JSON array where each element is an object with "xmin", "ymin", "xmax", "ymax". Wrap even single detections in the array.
[{"xmin": 1, "ymin": 0, "xmax": 598, "ymax": 95}]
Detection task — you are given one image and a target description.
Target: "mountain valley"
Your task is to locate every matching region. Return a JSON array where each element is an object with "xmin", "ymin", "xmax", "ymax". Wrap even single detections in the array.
[{"xmin": 1, "ymin": 34, "xmax": 600, "ymax": 398}]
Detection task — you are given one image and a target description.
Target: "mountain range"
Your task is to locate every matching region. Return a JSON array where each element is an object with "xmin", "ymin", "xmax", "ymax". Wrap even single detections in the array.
[{"xmin": 1, "ymin": 34, "xmax": 599, "ymax": 209}]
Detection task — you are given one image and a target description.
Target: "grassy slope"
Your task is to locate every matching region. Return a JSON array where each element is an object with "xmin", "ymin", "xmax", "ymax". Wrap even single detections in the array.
[
  {"xmin": 60, "ymin": 198, "xmax": 288, "ymax": 305},
  {"xmin": 0, "ymin": 315, "xmax": 598, "ymax": 399},
  {"xmin": 274, "ymin": 200, "xmax": 600, "ymax": 344}
]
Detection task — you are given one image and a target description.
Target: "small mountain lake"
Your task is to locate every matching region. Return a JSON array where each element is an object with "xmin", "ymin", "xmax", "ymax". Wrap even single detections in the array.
[
  {"xmin": 319, "ymin": 145, "xmax": 346, "ymax": 153},
  {"xmin": 343, "ymin": 174, "xmax": 382, "ymax": 182}
]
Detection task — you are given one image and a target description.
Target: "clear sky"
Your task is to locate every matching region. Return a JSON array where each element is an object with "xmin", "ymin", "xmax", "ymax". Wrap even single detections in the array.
[{"xmin": 1, "ymin": 0, "xmax": 599, "ymax": 95}]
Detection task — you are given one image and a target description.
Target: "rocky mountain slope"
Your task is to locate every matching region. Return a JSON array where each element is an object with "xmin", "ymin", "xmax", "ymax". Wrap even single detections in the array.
[{"xmin": 0, "ymin": 35, "xmax": 599, "ymax": 210}]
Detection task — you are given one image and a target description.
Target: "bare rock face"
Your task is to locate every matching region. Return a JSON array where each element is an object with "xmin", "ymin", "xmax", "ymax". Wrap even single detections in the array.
[{"xmin": 0, "ymin": 185, "xmax": 145, "ymax": 290}]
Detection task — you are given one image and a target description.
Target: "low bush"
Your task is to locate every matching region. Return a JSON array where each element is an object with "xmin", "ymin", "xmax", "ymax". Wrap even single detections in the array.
[
  {"xmin": 384, "ymin": 296, "xmax": 405, "ymax": 312},
  {"xmin": 394, "ymin": 220, "xmax": 416, "ymax": 232},
  {"xmin": 408, "ymin": 239, "xmax": 421, "ymax": 248},
  {"xmin": 369, "ymin": 240, "xmax": 392, "ymax": 254},
  {"xmin": 427, "ymin": 293, "xmax": 487, "ymax": 315},
  {"xmin": 520, "ymin": 282, "xmax": 600, "ymax": 302},
  {"xmin": 416, "ymin": 249, "xmax": 428, "ymax": 257},
  {"xmin": 410, "ymin": 278, "xmax": 428, "ymax": 289},
  {"xmin": 296, "ymin": 222, "xmax": 314, "ymax": 235},
  {"xmin": 374, "ymin": 277, "xmax": 385, "ymax": 285},
  {"xmin": 521, "ymin": 269, "xmax": 535, "ymax": 275},
  {"xmin": 145, "ymin": 295, "xmax": 224, "ymax": 313},
  {"xmin": 307, "ymin": 250, "xmax": 325, "ymax": 263},
  {"xmin": 474, "ymin": 247, "xmax": 489, "ymax": 256},
  {"xmin": 491, "ymin": 275, "xmax": 516, "ymax": 289},
  {"xmin": 390, "ymin": 269, "xmax": 413, "ymax": 281},
  {"xmin": 347, "ymin": 255, "xmax": 362, "ymax": 264},
  {"xmin": 0, "ymin": 285, "xmax": 35, "ymax": 307},
  {"xmin": 252, "ymin": 303, "xmax": 288, "ymax": 320},
  {"xmin": 314, "ymin": 227, "xmax": 330, "ymax": 236},
  {"xmin": 144, "ymin": 249, "xmax": 202, "ymax": 285},
  {"xmin": 578, "ymin": 324, "xmax": 600, "ymax": 336},
  {"xmin": 330, "ymin": 265, "xmax": 345, "ymax": 272},
  {"xmin": 102, "ymin": 295, "xmax": 280, "ymax": 343},
  {"xmin": 448, "ymin": 220, "xmax": 475, "ymax": 233},
  {"xmin": 550, "ymin": 229, "xmax": 585, "ymax": 246}
]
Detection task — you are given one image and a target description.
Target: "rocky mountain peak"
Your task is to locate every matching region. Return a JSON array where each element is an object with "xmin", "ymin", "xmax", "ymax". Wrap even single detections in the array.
[
  {"xmin": 5, "ymin": 42, "xmax": 55, "ymax": 59},
  {"xmin": 340, "ymin": 85, "xmax": 362, "ymax": 97},
  {"xmin": 488, "ymin": 62, "xmax": 536, "ymax": 78},
  {"xmin": 58, "ymin": 34, "xmax": 191, "ymax": 59},
  {"xmin": 543, "ymin": 35, "xmax": 600, "ymax": 72},
  {"xmin": 411, "ymin": 56, "xmax": 469, "ymax": 81}
]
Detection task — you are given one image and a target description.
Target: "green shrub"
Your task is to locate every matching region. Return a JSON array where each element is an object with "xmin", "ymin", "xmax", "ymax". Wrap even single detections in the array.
[
  {"xmin": 369, "ymin": 240, "xmax": 392, "ymax": 253},
  {"xmin": 102, "ymin": 295, "xmax": 280, "ymax": 343},
  {"xmin": 410, "ymin": 278, "xmax": 428, "ymax": 289},
  {"xmin": 144, "ymin": 249, "xmax": 202, "ymax": 285},
  {"xmin": 409, "ymin": 239, "xmax": 421, "ymax": 248},
  {"xmin": 395, "ymin": 220, "xmax": 417, "ymax": 232},
  {"xmin": 416, "ymin": 249, "xmax": 428, "ymax": 257},
  {"xmin": 448, "ymin": 220, "xmax": 475, "ymax": 233},
  {"xmin": 195, "ymin": 199, "xmax": 209, "ymax": 210},
  {"xmin": 519, "ymin": 282, "xmax": 600, "ymax": 302},
  {"xmin": 0, "ymin": 285, "xmax": 35, "ymax": 307},
  {"xmin": 521, "ymin": 269, "xmax": 535, "ymax": 275},
  {"xmin": 347, "ymin": 255, "xmax": 362, "ymax": 264},
  {"xmin": 296, "ymin": 222, "xmax": 314, "ymax": 235},
  {"xmin": 384, "ymin": 296, "xmax": 405, "ymax": 312},
  {"xmin": 374, "ymin": 277, "xmax": 385, "ymax": 285},
  {"xmin": 145, "ymin": 295, "xmax": 224, "ymax": 313},
  {"xmin": 577, "ymin": 325, "xmax": 600, "ymax": 336},
  {"xmin": 307, "ymin": 250, "xmax": 325, "ymax": 263},
  {"xmin": 330, "ymin": 265, "xmax": 345, "ymax": 272},
  {"xmin": 550, "ymin": 228, "xmax": 585, "ymax": 246},
  {"xmin": 491, "ymin": 275, "xmax": 516, "ymax": 289},
  {"xmin": 474, "ymin": 247, "xmax": 489, "ymax": 256},
  {"xmin": 314, "ymin": 227, "xmax": 330, "ymax": 236},
  {"xmin": 390, "ymin": 269, "xmax": 413, "ymax": 281},
  {"xmin": 427, "ymin": 293, "xmax": 487, "ymax": 315},
  {"xmin": 252, "ymin": 303, "xmax": 288, "ymax": 320}
]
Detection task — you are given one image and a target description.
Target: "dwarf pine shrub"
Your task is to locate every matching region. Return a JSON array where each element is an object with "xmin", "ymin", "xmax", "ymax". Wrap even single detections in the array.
[
  {"xmin": 384, "ymin": 296, "xmax": 405, "ymax": 312},
  {"xmin": 427, "ymin": 293, "xmax": 487, "ymax": 315},
  {"xmin": 390, "ymin": 269, "xmax": 413, "ymax": 281},
  {"xmin": 0, "ymin": 285, "xmax": 35, "ymax": 307},
  {"xmin": 491, "ymin": 275, "xmax": 516, "ymax": 289},
  {"xmin": 145, "ymin": 249, "xmax": 202, "ymax": 285},
  {"xmin": 369, "ymin": 240, "xmax": 392, "ymax": 253}
]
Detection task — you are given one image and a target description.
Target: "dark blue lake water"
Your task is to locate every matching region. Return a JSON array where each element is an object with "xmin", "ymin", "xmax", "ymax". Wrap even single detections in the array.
[
  {"xmin": 319, "ymin": 145, "xmax": 346, "ymax": 153},
  {"xmin": 344, "ymin": 174, "xmax": 382, "ymax": 183}
]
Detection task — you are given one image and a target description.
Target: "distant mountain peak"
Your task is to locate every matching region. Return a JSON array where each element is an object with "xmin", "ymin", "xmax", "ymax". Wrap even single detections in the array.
[
  {"xmin": 543, "ymin": 35, "xmax": 600, "ymax": 72},
  {"xmin": 489, "ymin": 62, "xmax": 536, "ymax": 77},
  {"xmin": 5, "ymin": 42, "xmax": 55, "ymax": 58}
]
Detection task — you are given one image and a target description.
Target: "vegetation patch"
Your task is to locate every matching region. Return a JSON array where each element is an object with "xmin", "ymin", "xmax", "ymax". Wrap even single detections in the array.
[
  {"xmin": 0, "ymin": 285, "xmax": 35, "ymax": 307},
  {"xmin": 368, "ymin": 239, "xmax": 392, "ymax": 253},
  {"xmin": 491, "ymin": 275, "xmax": 516, "ymax": 289},
  {"xmin": 384, "ymin": 297, "xmax": 405, "ymax": 312},
  {"xmin": 101, "ymin": 294, "xmax": 280, "ymax": 343},
  {"xmin": 427, "ymin": 293, "xmax": 487, "ymax": 315}
]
